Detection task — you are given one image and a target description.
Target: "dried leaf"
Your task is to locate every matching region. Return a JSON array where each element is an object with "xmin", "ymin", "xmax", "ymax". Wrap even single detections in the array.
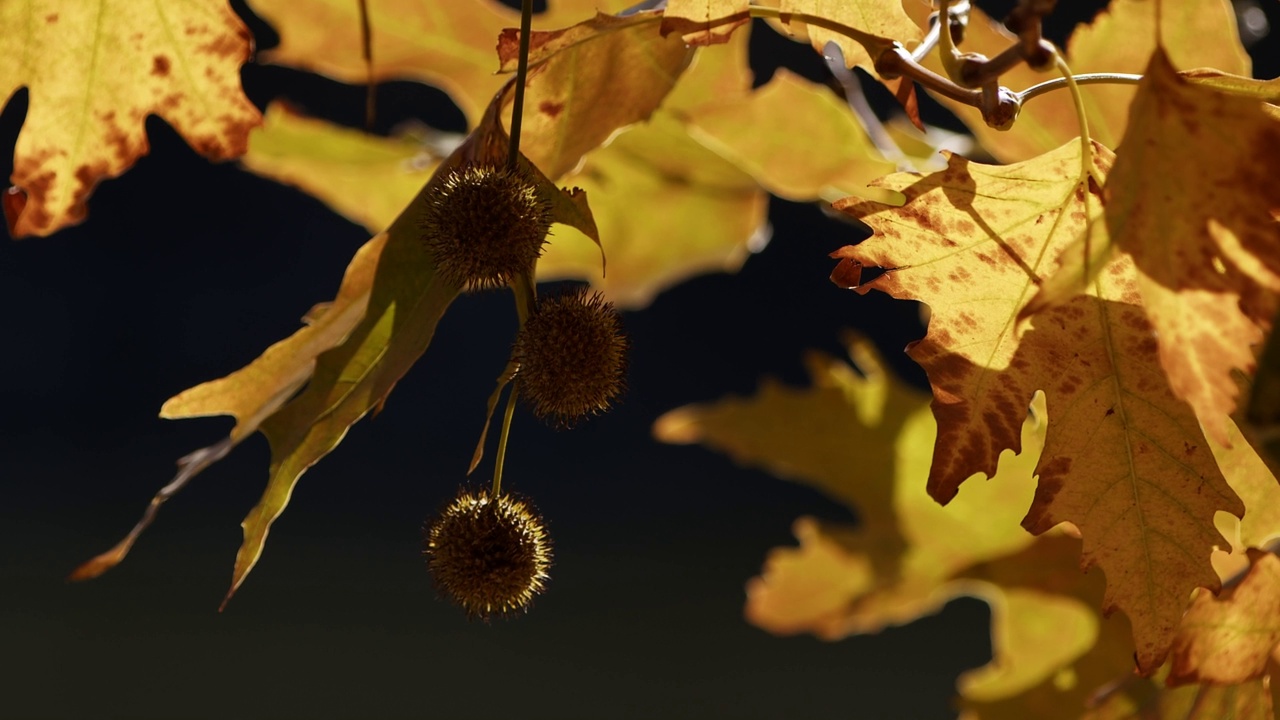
[
  {"xmin": 1106, "ymin": 49, "xmax": 1280, "ymax": 447},
  {"xmin": 772, "ymin": 0, "xmax": 922, "ymax": 77},
  {"xmin": 1, "ymin": 0, "xmax": 261, "ymax": 236},
  {"xmin": 832, "ymin": 141, "xmax": 1243, "ymax": 671}
]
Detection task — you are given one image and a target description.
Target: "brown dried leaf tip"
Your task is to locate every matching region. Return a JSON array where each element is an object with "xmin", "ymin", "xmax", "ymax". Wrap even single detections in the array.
[
  {"xmin": 420, "ymin": 164, "xmax": 552, "ymax": 291},
  {"xmin": 425, "ymin": 487, "xmax": 552, "ymax": 619},
  {"xmin": 514, "ymin": 287, "xmax": 629, "ymax": 426}
]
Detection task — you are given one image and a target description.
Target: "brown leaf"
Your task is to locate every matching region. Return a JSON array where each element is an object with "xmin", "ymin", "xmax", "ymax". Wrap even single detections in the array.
[
  {"xmin": 1106, "ymin": 49, "xmax": 1280, "ymax": 447},
  {"xmin": 1170, "ymin": 552, "xmax": 1280, "ymax": 686}
]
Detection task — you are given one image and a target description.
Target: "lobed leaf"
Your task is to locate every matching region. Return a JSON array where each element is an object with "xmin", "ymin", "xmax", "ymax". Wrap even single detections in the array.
[
  {"xmin": 1105, "ymin": 49, "xmax": 1280, "ymax": 447},
  {"xmin": 1169, "ymin": 551, "xmax": 1280, "ymax": 686},
  {"xmin": 832, "ymin": 141, "xmax": 1244, "ymax": 671},
  {"xmin": 1, "ymin": 0, "xmax": 261, "ymax": 236}
]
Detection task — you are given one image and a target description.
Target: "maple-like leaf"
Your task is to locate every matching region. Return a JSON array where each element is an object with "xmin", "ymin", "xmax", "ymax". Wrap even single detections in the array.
[
  {"xmin": 654, "ymin": 335, "xmax": 1045, "ymax": 635},
  {"xmin": 903, "ymin": 0, "xmax": 1249, "ymax": 162},
  {"xmin": 245, "ymin": 0, "xmax": 627, "ymax": 125},
  {"xmin": 1105, "ymin": 49, "xmax": 1280, "ymax": 447},
  {"xmin": 830, "ymin": 141, "xmax": 1244, "ymax": 671},
  {"xmin": 1, "ymin": 0, "xmax": 261, "ymax": 237}
]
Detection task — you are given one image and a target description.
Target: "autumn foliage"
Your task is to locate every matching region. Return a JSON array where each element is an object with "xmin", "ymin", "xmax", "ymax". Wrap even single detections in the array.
[{"xmin": 6, "ymin": 0, "xmax": 1280, "ymax": 716}]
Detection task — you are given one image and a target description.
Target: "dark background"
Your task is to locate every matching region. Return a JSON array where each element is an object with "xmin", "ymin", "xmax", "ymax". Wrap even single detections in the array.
[{"xmin": 2, "ymin": 2, "xmax": 1276, "ymax": 718}]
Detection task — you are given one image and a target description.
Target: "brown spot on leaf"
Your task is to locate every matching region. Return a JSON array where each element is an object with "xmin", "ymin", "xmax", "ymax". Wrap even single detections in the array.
[
  {"xmin": 45, "ymin": 13, "xmax": 58, "ymax": 23},
  {"xmin": 538, "ymin": 101, "xmax": 564, "ymax": 119},
  {"xmin": 3, "ymin": 187, "xmax": 28, "ymax": 237},
  {"xmin": 152, "ymin": 55, "xmax": 171, "ymax": 76}
]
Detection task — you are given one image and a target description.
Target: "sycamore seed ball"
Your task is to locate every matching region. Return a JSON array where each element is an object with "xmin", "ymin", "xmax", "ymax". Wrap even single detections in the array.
[
  {"xmin": 420, "ymin": 164, "xmax": 552, "ymax": 291},
  {"xmin": 514, "ymin": 287, "xmax": 628, "ymax": 426},
  {"xmin": 425, "ymin": 488, "xmax": 552, "ymax": 619}
]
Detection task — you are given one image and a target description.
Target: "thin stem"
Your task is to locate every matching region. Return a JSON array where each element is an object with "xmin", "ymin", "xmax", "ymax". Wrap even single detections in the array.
[
  {"xmin": 507, "ymin": 0, "xmax": 534, "ymax": 169},
  {"xmin": 937, "ymin": 0, "xmax": 963, "ymax": 82},
  {"xmin": 358, "ymin": 0, "xmax": 375, "ymax": 130},
  {"xmin": 1017, "ymin": 73, "xmax": 1143, "ymax": 104},
  {"xmin": 1053, "ymin": 52, "xmax": 1097, "ymax": 184},
  {"xmin": 491, "ymin": 382, "xmax": 520, "ymax": 497},
  {"xmin": 911, "ymin": 12, "xmax": 941, "ymax": 63}
]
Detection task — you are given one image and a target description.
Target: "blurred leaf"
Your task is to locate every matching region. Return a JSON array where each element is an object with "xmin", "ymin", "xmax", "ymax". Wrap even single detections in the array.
[
  {"xmin": 241, "ymin": 104, "xmax": 441, "ymax": 233},
  {"xmin": 245, "ymin": 0, "xmax": 626, "ymax": 125},
  {"xmin": 1105, "ymin": 50, "xmax": 1280, "ymax": 447},
  {"xmin": 661, "ymin": 0, "xmax": 750, "ymax": 44},
  {"xmin": 1170, "ymin": 552, "xmax": 1280, "ymax": 686},
  {"xmin": 903, "ymin": 0, "xmax": 1249, "ymax": 162},
  {"xmin": 655, "ymin": 335, "xmax": 1045, "ymax": 635},
  {"xmin": 832, "ymin": 141, "xmax": 1244, "ymax": 671},
  {"xmin": 0, "ymin": 0, "xmax": 261, "ymax": 236}
]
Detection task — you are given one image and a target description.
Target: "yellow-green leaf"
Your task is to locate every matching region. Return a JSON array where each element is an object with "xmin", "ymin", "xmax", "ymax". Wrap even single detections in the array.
[
  {"xmin": 1170, "ymin": 552, "xmax": 1280, "ymax": 686},
  {"xmin": 1, "ymin": 0, "xmax": 261, "ymax": 236}
]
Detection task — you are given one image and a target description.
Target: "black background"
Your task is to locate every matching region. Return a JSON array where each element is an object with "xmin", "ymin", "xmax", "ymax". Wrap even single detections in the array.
[{"xmin": 2, "ymin": 2, "xmax": 1276, "ymax": 718}]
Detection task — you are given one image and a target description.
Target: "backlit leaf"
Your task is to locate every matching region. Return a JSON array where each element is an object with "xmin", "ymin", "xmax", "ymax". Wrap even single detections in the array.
[
  {"xmin": 1106, "ymin": 49, "xmax": 1280, "ymax": 447},
  {"xmin": 903, "ymin": 0, "xmax": 1248, "ymax": 162},
  {"xmin": 496, "ymin": 10, "xmax": 694, "ymax": 180},
  {"xmin": 660, "ymin": 0, "xmax": 749, "ymax": 45},
  {"xmin": 1, "ymin": 0, "xmax": 261, "ymax": 236},
  {"xmin": 831, "ymin": 141, "xmax": 1244, "ymax": 671},
  {"xmin": 772, "ymin": 0, "xmax": 922, "ymax": 77},
  {"xmin": 246, "ymin": 0, "xmax": 623, "ymax": 125},
  {"xmin": 1170, "ymin": 552, "xmax": 1280, "ymax": 686}
]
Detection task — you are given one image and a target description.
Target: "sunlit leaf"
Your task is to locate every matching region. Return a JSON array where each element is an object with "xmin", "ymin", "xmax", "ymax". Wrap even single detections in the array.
[
  {"xmin": 1170, "ymin": 552, "xmax": 1280, "ymax": 686},
  {"xmin": 831, "ymin": 141, "xmax": 1244, "ymax": 671},
  {"xmin": 0, "ymin": 0, "xmax": 261, "ymax": 236},
  {"xmin": 245, "ymin": 0, "xmax": 624, "ymax": 125},
  {"xmin": 1105, "ymin": 49, "xmax": 1280, "ymax": 447},
  {"xmin": 660, "ymin": 0, "xmax": 749, "ymax": 45},
  {"xmin": 903, "ymin": 0, "xmax": 1249, "ymax": 162}
]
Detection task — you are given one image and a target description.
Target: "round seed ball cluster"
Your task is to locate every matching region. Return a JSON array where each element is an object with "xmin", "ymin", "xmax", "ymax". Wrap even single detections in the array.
[
  {"xmin": 425, "ymin": 488, "xmax": 552, "ymax": 619},
  {"xmin": 513, "ymin": 287, "xmax": 628, "ymax": 426},
  {"xmin": 420, "ymin": 164, "xmax": 552, "ymax": 291}
]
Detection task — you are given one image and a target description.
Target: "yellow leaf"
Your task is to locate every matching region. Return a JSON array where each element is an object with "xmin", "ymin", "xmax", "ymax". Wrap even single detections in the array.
[
  {"xmin": 541, "ymin": 112, "xmax": 767, "ymax": 308},
  {"xmin": 774, "ymin": 0, "xmax": 922, "ymax": 76},
  {"xmin": 655, "ymin": 335, "xmax": 1045, "ymax": 636},
  {"xmin": 904, "ymin": 0, "xmax": 1248, "ymax": 162},
  {"xmin": 496, "ymin": 10, "xmax": 694, "ymax": 180},
  {"xmin": 246, "ymin": 0, "xmax": 627, "ymax": 125},
  {"xmin": 241, "ymin": 104, "xmax": 441, "ymax": 233},
  {"xmin": 1106, "ymin": 49, "xmax": 1280, "ymax": 447},
  {"xmin": 0, "ymin": 0, "xmax": 261, "ymax": 236},
  {"xmin": 1083, "ymin": 672, "xmax": 1274, "ymax": 720},
  {"xmin": 831, "ymin": 141, "xmax": 1244, "ymax": 671},
  {"xmin": 684, "ymin": 69, "xmax": 897, "ymax": 202},
  {"xmin": 68, "ymin": 231, "xmax": 386, "ymax": 582},
  {"xmin": 660, "ymin": 0, "xmax": 750, "ymax": 45}
]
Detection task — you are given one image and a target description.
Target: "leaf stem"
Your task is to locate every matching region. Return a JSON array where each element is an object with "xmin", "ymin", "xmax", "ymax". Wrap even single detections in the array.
[
  {"xmin": 1017, "ymin": 73, "xmax": 1143, "ymax": 104},
  {"xmin": 1053, "ymin": 52, "xmax": 1097, "ymax": 184},
  {"xmin": 492, "ymin": 382, "xmax": 520, "ymax": 497},
  {"xmin": 507, "ymin": 0, "xmax": 534, "ymax": 170},
  {"xmin": 746, "ymin": 5, "xmax": 885, "ymax": 55}
]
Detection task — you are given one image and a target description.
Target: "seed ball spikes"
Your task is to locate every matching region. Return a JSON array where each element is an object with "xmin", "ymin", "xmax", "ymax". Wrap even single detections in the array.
[
  {"xmin": 514, "ymin": 287, "xmax": 628, "ymax": 426},
  {"xmin": 425, "ymin": 488, "xmax": 552, "ymax": 619},
  {"xmin": 420, "ymin": 164, "xmax": 552, "ymax": 291}
]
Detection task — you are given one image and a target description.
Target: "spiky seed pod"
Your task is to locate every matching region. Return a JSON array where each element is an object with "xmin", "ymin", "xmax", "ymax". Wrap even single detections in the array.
[
  {"xmin": 425, "ymin": 487, "xmax": 552, "ymax": 619},
  {"xmin": 513, "ymin": 287, "xmax": 628, "ymax": 426},
  {"xmin": 420, "ymin": 164, "xmax": 552, "ymax": 291}
]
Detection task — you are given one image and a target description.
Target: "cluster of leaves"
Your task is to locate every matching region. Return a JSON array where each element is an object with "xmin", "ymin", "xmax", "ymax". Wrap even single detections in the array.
[{"xmin": 5, "ymin": 0, "xmax": 1280, "ymax": 716}]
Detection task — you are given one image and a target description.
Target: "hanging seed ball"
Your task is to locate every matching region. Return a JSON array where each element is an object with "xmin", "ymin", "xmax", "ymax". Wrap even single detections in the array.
[
  {"xmin": 424, "ymin": 487, "xmax": 552, "ymax": 619},
  {"xmin": 420, "ymin": 164, "xmax": 552, "ymax": 291},
  {"xmin": 514, "ymin": 287, "xmax": 628, "ymax": 426}
]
